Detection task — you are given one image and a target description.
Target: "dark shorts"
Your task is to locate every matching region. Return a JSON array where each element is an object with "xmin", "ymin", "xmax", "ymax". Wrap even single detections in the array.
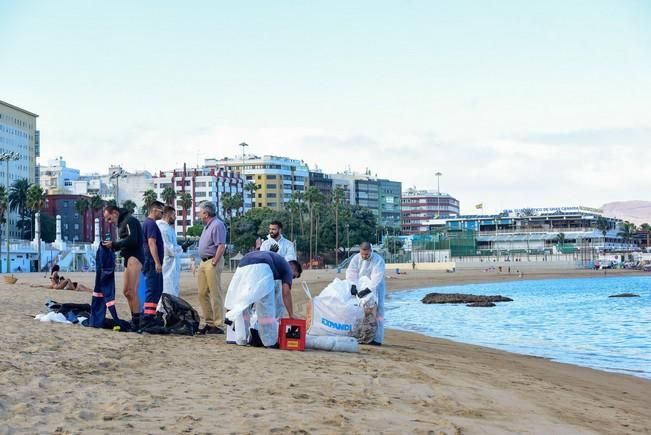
[{"xmin": 123, "ymin": 254, "xmax": 144, "ymax": 267}]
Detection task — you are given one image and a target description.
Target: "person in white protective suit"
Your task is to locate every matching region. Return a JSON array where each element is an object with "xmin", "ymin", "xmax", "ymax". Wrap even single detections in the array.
[
  {"xmin": 260, "ymin": 220, "xmax": 297, "ymax": 318},
  {"xmin": 224, "ymin": 251, "xmax": 303, "ymax": 347},
  {"xmin": 345, "ymin": 241, "xmax": 386, "ymax": 345},
  {"xmin": 156, "ymin": 206, "xmax": 182, "ymax": 302}
]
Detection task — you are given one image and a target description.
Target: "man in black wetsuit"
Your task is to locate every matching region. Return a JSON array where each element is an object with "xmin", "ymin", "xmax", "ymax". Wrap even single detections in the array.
[{"xmin": 102, "ymin": 205, "xmax": 145, "ymax": 330}]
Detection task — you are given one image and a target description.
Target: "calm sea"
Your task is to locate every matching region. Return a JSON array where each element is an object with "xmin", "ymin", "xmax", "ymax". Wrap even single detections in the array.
[{"xmin": 386, "ymin": 276, "xmax": 651, "ymax": 378}]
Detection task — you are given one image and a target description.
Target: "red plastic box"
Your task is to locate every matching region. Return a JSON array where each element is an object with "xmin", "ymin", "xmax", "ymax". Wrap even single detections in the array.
[{"xmin": 278, "ymin": 318, "xmax": 306, "ymax": 351}]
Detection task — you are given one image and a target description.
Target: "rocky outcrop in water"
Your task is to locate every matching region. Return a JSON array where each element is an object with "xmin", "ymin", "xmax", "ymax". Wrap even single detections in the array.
[
  {"xmin": 608, "ymin": 293, "xmax": 640, "ymax": 298},
  {"xmin": 466, "ymin": 302, "xmax": 497, "ymax": 307},
  {"xmin": 421, "ymin": 293, "xmax": 513, "ymax": 305}
]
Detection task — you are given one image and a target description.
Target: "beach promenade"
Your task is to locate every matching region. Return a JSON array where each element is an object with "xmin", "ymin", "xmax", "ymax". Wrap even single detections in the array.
[{"xmin": 1, "ymin": 264, "xmax": 649, "ymax": 434}]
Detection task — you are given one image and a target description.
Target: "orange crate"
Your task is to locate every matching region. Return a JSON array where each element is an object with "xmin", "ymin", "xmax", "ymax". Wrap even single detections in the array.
[{"xmin": 278, "ymin": 318, "xmax": 306, "ymax": 351}]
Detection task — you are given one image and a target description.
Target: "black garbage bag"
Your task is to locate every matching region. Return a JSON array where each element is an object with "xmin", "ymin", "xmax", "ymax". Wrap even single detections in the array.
[{"xmin": 159, "ymin": 293, "xmax": 200, "ymax": 336}]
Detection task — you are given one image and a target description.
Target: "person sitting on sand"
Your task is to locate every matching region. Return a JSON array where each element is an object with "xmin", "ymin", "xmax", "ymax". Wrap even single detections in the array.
[
  {"xmin": 346, "ymin": 241, "xmax": 386, "ymax": 346},
  {"xmin": 30, "ymin": 265, "xmax": 92, "ymax": 291}
]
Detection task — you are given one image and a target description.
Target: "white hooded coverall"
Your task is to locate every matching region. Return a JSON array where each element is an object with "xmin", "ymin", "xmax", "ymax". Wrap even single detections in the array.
[
  {"xmin": 156, "ymin": 219, "xmax": 182, "ymax": 299},
  {"xmin": 260, "ymin": 234, "xmax": 296, "ymax": 318},
  {"xmin": 345, "ymin": 251, "xmax": 386, "ymax": 343}
]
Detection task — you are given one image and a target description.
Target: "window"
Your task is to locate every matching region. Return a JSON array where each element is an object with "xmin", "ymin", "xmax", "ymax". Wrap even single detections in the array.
[
  {"xmin": 258, "ymin": 202, "xmax": 262, "ymax": 207},
  {"xmin": 266, "ymin": 184, "xmax": 277, "ymax": 189},
  {"xmin": 266, "ymin": 174, "xmax": 277, "ymax": 179},
  {"xmin": 266, "ymin": 193, "xmax": 276, "ymax": 198},
  {"xmin": 258, "ymin": 194, "xmax": 262, "ymax": 198},
  {"xmin": 267, "ymin": 202, "xmax": 277, "ymax": 207}
]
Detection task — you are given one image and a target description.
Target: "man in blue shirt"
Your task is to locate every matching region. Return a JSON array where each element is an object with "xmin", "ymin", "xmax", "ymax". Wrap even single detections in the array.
[{"xmin": 141, "ymin": 200, "xmax": 165, "ymax": 333}]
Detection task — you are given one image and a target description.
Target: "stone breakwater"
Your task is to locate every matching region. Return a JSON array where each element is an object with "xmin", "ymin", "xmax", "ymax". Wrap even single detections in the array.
[{"xmin": 421, "ymin": 293, "xmax": 513, "ymax": 305}]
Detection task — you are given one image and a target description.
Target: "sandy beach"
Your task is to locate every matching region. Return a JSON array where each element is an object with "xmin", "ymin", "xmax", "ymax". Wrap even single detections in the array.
[{"xmin": 1, "ymin": 263, "xmax": 650, "ymax": 434}]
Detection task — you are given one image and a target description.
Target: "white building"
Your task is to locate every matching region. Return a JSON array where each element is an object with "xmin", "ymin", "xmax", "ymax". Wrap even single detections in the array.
[
  {"xmin": 205, "ymin": 155, "xmax": 309, "ymax": 211},
  {"xmin": 39, "ymin": 157, "xmax": 81, "ymax": 194},
  {"xmin": 153, "ymin": 165, "xmax": 245, "ymax": 237},
  {"xmin": 103, "ymin": 166, "xmax": 154, "ymax": 210},
  {"xmin": 0, "ymin": 100, "xmax": 40, "ymax": 238},
  {"xmin": 72, "ymin": 166, "xmax": 154, "ymax": 211}
]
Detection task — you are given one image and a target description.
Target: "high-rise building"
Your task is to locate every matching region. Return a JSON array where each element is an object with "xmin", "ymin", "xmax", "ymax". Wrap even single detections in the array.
[
  {"xmin": 153, "ymin": 165, "xmax": 245, "ymax": 237},
  {"xmin": 401, "ymin": 188, "xmax": 460, "ymax": 234},
  {"xmin": 205, "ymin": 155, "xmax": 309, "ymax": 211},
  {"xmin": 308, "ymin": 169, "xmax": 333, "ymax": 197},
  {"xmin": 378, "ymin": 179, "xmax": 402, "ymax": 229},
  {"xmin": 328, "ymin": 170, "xmax": 402, "ymax": 228},
  {"xmin": 0, "ymin": 100, "xmax": 40, "ymax": 238}
]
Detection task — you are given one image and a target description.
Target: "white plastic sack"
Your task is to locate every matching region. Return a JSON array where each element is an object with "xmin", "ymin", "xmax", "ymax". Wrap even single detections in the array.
[
  {"xmin": 308, "ymin": 279, "xmax": 363, "ymax": 337},
  {"xmin": 306, "ymin": 334, "xmax": 359, "ymax": 353},
  {"xmin": 319, "ymin": 278, "xmax": 355, "ymax": 301},
  {"xmin": 251, "ymin": 289, "xmax": 279, "ymax": 346},
  {"xmin": 224, "ymin": 263, "xmax": 277, "ymax": 346},
  {"xmin": 226, "ymin": 309, "xmax": 251, "ymax": 345},
  {"xmin": 35, "ymin": 312, "xmax": 71, "ymax": 324}
]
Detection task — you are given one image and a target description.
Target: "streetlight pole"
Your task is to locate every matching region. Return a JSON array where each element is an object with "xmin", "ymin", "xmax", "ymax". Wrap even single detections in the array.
[
  {"xmin": 435, "ymin": 171, "xmax": 442, "ymax": 218},
  {"xmin": 110, "ymin": 168, "xmax": 126, "ymax": 206},
  {"xmin": 1, "ymin": 152, "xmax": 20, "ymax": 274},
  {"xmin": 239, "ymin": 142, "xmax": 249, "ymax": 211},
  {"xmin": 346, "ymin": 223, "xmax": 350, "ymax": 259}
]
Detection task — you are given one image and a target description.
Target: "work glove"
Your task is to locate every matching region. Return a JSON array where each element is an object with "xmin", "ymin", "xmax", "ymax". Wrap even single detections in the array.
[
  {"xmin": 181, "ymin": 240, "xmax": 194, "ymax": 252},
  {"xmin": 350, "ymin": 284, "xmax": 358, "ymax": 296},
  {"xmin": 357, "ymin": 288, "xmax": 372, "ymax": 298},
  {"xmin": 270, "ymin": 243, "xmax": 280, "ymax": 253}
]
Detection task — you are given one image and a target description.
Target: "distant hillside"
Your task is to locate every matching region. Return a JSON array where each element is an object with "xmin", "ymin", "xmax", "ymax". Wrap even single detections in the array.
[{"xmin": 601, "ymin": 201, "xmax": 651, "ymax": 225}]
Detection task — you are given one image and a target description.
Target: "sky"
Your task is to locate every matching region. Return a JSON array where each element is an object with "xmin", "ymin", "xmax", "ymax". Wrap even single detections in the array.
[{"xmin": 1, "ymin": 0, "xmax": 650, "ymax": 214}]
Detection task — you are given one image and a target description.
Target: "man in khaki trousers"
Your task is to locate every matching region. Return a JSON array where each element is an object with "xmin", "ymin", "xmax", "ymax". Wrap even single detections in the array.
[{"xmin": 196, "ymin": 201, "xmax": 227, "ymax": 334}]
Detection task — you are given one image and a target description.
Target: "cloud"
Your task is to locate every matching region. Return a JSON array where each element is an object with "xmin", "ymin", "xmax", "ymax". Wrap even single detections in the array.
[
  {"xmin": 42, "ymin": 123, "xmax": 651, "ymax": 215},
  {"xmin": 521, "ymin": 127, "xmax": 651, "ymax": 147}
]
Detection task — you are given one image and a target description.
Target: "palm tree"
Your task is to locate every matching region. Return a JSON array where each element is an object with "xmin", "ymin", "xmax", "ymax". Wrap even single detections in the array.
[
  {"xmin": 285, "ymin": 198, "xmax": 299, "ymax": 243},
  {"xmin": 231, "ymin": 193, "xmax": 244, "ymax": 217},
  {"xmin": 618, "ymin": 221, "xmax": 637, "ymax": 249},
  {"xmin": 26, "ymin": 185, "xmax": 46, "ymax": 271},
  {"xmin": 178, "ymin": 192, "xmax": 193, "ymax": 239},
  {"xmin": 221, "ymin": 193, "xmax": 243, "ymax": 253},
  {"xmin": 9, "ymin": 178, "xmax": 31, "ymax": 239},
  {"xmin": 89, "ymin": 194, "xmax": 105, "ymax": 240},
  {"xmin": 556, "ymin": 232, "xmax": 566, "ymax": 253},
  {"xmin": 332, "ymin": 187, "xmax": 345, "ymax": 265},
  {"xmin": 291, "ymin": 190, "xmax": 306, "ymax": 238},
  {"xmin": 75, "ymin": 197, "xmax": 89, "ymax": 216},
  {"xmin": 304, "ymin": 186, "xmax": 323, "ymax": 266},
  {"xmin": 142, "ymin": 189, "xmax": 158, "ymax": 209},
  {"xmin": 244, "ymin": 181, "xmax": 257, "ymax": 210},
  {"xmin": 595, "ymin": 216, "xmax": 610, "ymax": 252},
  {"xmin": 122, "ymin": 199, "xmax": 137, "ymax": 215},
  {"xmin": 161, "ymin": 187, "xmax": 176, "ymax": 205},
  {"xmin": 75, "ymin": 198, "xmax": 90, "ymax": 241},
  {"xmin": 0, "ymin": 186, "xmax": 7, "ymax": 244}
]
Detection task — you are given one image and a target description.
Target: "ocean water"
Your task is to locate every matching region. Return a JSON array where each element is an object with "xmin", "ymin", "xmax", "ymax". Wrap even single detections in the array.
[{"xmin": 385, "ymin": 276, "xmax": 651, "ymax": 378}]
